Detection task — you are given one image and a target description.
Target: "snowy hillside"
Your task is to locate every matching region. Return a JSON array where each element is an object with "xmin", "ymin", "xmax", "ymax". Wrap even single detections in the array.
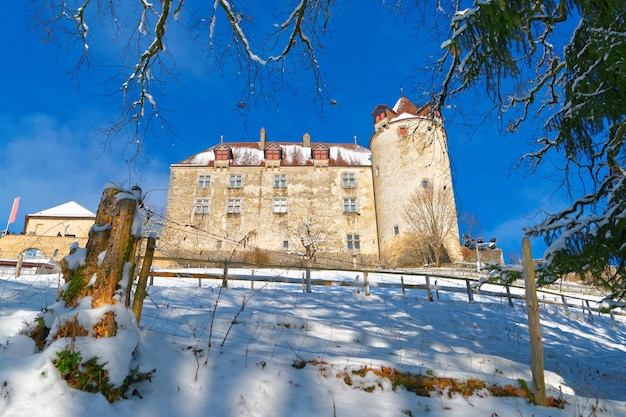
[{"xmin": 1, "ymin": 271, "xmax": 625, "ymax": 417}]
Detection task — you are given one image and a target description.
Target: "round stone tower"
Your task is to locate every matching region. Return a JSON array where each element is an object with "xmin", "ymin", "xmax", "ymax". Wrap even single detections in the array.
[{"xmin": 369, "ymin": 97, "xmax": 462, "ymax": 267}]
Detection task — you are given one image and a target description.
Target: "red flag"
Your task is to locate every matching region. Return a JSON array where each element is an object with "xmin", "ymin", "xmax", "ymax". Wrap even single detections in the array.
[{"xmin": 8, "ymin": 197, "xmax": 20, "ymax": 225}]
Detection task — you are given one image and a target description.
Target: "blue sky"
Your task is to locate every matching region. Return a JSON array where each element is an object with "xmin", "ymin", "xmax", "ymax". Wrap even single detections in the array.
[{"xmin": 0, "ymin": 1, "xmax": 564, "ymax": 261}]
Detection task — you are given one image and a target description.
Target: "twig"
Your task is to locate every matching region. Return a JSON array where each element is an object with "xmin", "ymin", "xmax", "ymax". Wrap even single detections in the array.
[
  {"xmin": 220, "ymin": 284, "xmax": 267, "ymax": 349},
  {"xmin": 204, "ymin": 285, "xmax": 224, "ymax": 365}
]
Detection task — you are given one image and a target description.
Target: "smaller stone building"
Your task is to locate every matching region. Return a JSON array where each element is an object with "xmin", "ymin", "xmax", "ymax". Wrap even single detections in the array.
[
  {"xmin": 24, "ymin": 201, "xmax": 95, "ymax": 238},
  {"xmin": 0, "ymin": 201, "xmax": 95, "ymax": 264}
]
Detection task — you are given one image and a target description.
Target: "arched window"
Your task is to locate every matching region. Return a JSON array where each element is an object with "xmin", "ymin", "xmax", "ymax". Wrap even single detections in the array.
[{"xmin": 22, "ymin": 248, "xmax": 45, "ymax": 259}]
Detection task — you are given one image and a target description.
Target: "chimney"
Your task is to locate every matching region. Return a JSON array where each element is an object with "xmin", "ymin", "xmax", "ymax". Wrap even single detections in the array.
[
  {"xmin": 302, "ymin": 132, "xmax": 311, "ymax": 148},
  {"xmin": 259, "ymin": 127, "xmax": 266, "ymax": 149}
]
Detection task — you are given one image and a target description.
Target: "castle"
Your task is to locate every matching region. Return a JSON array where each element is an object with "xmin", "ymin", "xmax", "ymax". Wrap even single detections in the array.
[{"xmin": 160, "ymin": 97, "xmax": 462, "ymax": 268}]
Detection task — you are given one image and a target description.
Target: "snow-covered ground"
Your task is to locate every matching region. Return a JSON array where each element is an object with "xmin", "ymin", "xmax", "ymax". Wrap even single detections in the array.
[{"xmin": 1, "ymin": 270, "xmax": 625, "ymax": 417}]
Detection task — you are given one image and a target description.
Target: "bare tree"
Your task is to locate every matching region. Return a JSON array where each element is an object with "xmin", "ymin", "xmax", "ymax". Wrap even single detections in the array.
[
  {"xmin": 404, "ymin": 185, "xmax": 457, "ymax": 267},
  {"xmin": 35, "ymin": 0, "xmax": 335, "ymax": 160},
  {"xmin": 290, "ymin": 219, "xmax": 329, "ymax": 292}
]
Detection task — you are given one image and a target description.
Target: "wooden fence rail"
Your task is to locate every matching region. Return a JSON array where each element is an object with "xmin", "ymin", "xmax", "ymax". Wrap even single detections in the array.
[{"xmin": 146, "ymin": 266, "xmax": 624, "ymax": 319}]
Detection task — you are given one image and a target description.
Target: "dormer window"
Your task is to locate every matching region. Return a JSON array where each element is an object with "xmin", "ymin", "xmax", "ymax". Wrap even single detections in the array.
[
  {"xmin": 312, "ymin": 148, "xmax": 328, "ymax": 159},
  {"xmin": 265, "ymin": 148, "xmax": 282, "ymax": 160},
  {"xmin": 311, "ymin": 143, "xmax": 329, "ymax": 160},
  {"xmin": 264, "ymin": 143, "xmax": 282, "ymax": 168},
  {"xmin": 264, "ymin": 143, "xmax": 283, "ymax": 160},
  {"xmin": 213, "ymin": 143, "xmax": 232, "ymax": 167},
  {"xmin": 215, "ymin": 148, "xmax": 231, "ymax": 160}
]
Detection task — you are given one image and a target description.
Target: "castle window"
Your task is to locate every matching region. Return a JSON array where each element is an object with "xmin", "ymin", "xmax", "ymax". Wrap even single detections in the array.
[
  {"xmin": 227, "ymin": 198, "xmax": 242, "ymax": 214},
  {"xmin": 399, "ymin": 126, "xmax": 407, "ymax": 136},
  {"xmin": 347, "ymin": 234, "xmax": 360, "ymax": 250},
  {"xmin": 274, "ymin": 174, "xmax": 287, "ymax": 188},
  {"xmin": 283, "ymin": 240, "xmax": 289, "ymax": 250},
  {"xmin": 229, "ymin": 174, "xmax": 243, "ymax": 188},
  {"xmin": 273, "ymin": 198, "xmax": 288, "ymax": 214},
  {"xmin": 393, "ymin": 225, "xmax": 400, "ymax": 235},
  {"xmin": 194, "ymin": 198, "xmax": 210, "ymax": 215},
  {"xmin": 215, "ymin": 148, "xmax": 231, "ymax": 160},
  {"xmin": 421, "ymin": 179, "xmax": 430, "ymax": 189},
  {"xmin": 23, "ymin": 248, "xmax": 45, "ymax": 259},
  {"xmin": 342, "ymin": 172, "xmax": 356, "ymax": 188},
  {"xmin": 215, "ymin": 240, "xmax": 223, "ymax": 250},
  {"xmin": 343, "ymin": 198, "xmax": 357, "ymax": 213},
  {"xmin": 265, "ymin": 148, "xmax": 282, "ymax": 160},
  {"xmin": 312, "ymin": 148, "xmax": 328, "ymax": 160},
  {"xmin": 198, "ymin": 174, "xmax": 211, "ymax": 188}
]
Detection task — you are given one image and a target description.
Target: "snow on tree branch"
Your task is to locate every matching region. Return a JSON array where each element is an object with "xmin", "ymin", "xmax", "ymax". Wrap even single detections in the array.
[
  {"xmin": 36, "ymin": 0, "xmax": 335, "ymax": 159},
  {"xmin": 431, "ymin": 0, "xmax": 626, "ymax": 296}
]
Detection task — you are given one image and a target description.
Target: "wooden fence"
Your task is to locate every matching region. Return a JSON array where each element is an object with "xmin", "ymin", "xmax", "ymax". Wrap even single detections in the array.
[{"xmin": 147, "ymin": 262, "xmax": 624, "ymax": 320}]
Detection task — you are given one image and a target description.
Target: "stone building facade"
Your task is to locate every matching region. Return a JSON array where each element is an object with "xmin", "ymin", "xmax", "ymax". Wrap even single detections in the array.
[
  {"xmin": 0, "ymin": 201, "xmax": 94, "ymax": 263},
  {"xmin": 160, "ymin": 97, "xmax": 463, "ymax": 268}
]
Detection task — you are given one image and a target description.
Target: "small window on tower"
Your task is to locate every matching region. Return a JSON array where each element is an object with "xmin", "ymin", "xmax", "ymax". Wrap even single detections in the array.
[
  {"xmin": 399, "ymin": 126, "xmax": 407, "ymax": 136},
  {"xmin": 393, "ymin": 225, "xmax": 400, "ymax": 235}
]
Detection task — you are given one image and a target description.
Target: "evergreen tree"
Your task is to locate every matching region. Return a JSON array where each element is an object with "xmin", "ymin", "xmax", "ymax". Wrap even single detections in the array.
[{"xmin": 431, "ymin": 0, "xmax": 625, "ymax": 298}]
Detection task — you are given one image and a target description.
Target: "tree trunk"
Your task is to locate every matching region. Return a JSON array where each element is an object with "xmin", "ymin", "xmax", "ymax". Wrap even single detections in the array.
[
  {"xmin": 132, "ymin": 236, "xmax": 156, "ymax": 325},
  {"xmin": 59, "ymin": 186, "xmax": 142, "ymax": 333},
  {"xmin": 91, "ymin": 193, "xmax": 138, "ymax": 309}
]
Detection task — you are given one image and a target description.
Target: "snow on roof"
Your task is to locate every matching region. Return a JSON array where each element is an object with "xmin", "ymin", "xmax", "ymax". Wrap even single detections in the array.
[
  {"xmin": 175, "ymin": 142, "xmax": 372, "ymax": 167},
  {"xmin": 29, "ymin": 201, "xmax": 96, "ymax": 218},
  {"xmin": 392, "ymin": 97, "xmax": 404, "ymax": 113}
]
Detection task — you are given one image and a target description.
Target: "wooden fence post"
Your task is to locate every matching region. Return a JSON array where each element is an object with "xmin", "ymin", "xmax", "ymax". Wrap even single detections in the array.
[
  {"xmin": 505, "ymin": 286, "xmax": 513, "ymax": 307},
  {"xmin": 132, "ymin": 236, "xmax": 156, "ymax": 326},
  {"xmin": 15, "ymin": 252, "xmax": 24, "ymax": 278},
  {"xmin": 221, "ymin": 261, "xmax": 229, "ymax": 288},
  {"xmin": 401, "ymin": 276, "xmax": 406, "ymax": 296},
  {"xmin": 465, "ymin": 279, "xmax": 474, "ymax": 303},
  {"xmin": 304, "ymin": 263, "xmax": 312, "ymax": 293},
  {"xmin": 355, "ymin": 275, "xmax": 360, "ymax": 294},
  {"xmin": 560, "ymin": 294, "xmax": 569, "ymax": 313},
  {"xmin": 425, "ymin": 275, "xmax": 433, "ymax": 301},
  {"xmin": 364, "ymin": 271, "xmax": 370, "ymax": 296},
  {"xmin": 522, "ymin": 237, "xmax": 547, "ymax": 406}
]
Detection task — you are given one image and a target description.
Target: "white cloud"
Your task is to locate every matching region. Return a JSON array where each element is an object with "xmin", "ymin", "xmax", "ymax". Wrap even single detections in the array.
[{"xmin": 0, "ymin": 113, "xmax": 169, "ymax": 232}]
